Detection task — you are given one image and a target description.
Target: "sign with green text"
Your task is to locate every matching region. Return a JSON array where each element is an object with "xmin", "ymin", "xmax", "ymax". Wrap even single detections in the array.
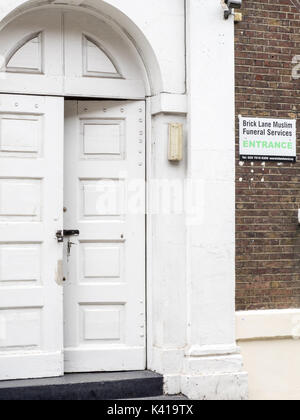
[{"xmin": 239, "ymin": 116, "xmax": 297, "ymax": 163}]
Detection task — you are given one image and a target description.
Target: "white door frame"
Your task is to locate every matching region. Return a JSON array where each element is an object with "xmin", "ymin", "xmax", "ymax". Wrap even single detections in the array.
[{"xmin": 145, "ymin": 97, "xmax": 154, "ymax": 369}]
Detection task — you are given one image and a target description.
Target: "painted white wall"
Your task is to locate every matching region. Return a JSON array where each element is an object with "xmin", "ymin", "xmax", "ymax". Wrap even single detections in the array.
[
  {"xmin": 187, "ymin": 0, "xmax": 236, "ymax": 348},
  {"xmin": 181, "ymin": 0, "xmax": 248, "ymax": 400},
  {"xmin": 94, "ymin": 0, "xmax": 186, "ymax": 94},
  {"xmin": 237, "ymin": 310, "xmax": 300, "ymax": 400},
  {"xmin": 149, "ymin": 112, "xmax": 188, "ymax": 394}
]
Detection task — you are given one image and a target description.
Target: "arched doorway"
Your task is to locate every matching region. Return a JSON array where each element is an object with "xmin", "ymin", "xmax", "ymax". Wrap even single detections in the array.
[
  {"xmin": 0, "ymin": 6, "xmax": 151, "ymax": 97},
  {"xmin": 0, "ymin": 5, "xmax": 153, "ymax": 380}
]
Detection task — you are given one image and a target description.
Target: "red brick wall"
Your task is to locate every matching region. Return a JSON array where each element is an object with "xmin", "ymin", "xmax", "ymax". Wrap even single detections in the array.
[{"xmin": 235, "ymin": 0, "xmax": 300, "ymax": 310}]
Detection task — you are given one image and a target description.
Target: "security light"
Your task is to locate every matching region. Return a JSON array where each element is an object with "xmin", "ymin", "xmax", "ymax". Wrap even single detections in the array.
[
  {"xmin": 224, "ymin": 0, "xmax": 242, "ymax": 19},
  {"xmin": 225, "ymin": 0, "xmax": 242, "ymax": 9}
]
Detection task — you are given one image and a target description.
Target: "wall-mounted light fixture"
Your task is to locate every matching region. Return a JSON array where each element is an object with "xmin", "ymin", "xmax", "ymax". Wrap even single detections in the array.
[{"xmin": 222, "ymin": 0, "xmax": 242, "ymax": 20}]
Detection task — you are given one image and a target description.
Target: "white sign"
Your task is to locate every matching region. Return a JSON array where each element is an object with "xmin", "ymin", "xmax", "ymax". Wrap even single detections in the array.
[{"xmin": 239, "ymin": 116, "xmax": 297, "ymax": 162}]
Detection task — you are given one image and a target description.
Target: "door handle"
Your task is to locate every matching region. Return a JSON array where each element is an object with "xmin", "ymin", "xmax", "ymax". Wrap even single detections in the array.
[
  {"xmin": 56, "ymin": 230, "xmax": 80, "ymax": 243},
  {"xmin": 56, "ymin": 230, "xmax": 64, "ymax": 243},
  {"xmin": 63, "ymin": 230, "xmax": 80, "ymax": 237}
]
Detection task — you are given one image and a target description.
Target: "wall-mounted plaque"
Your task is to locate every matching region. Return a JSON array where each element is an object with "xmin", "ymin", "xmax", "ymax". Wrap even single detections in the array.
[{"xmin": 239, "ymin": 116, "xmax": 297, "ymax": 163}]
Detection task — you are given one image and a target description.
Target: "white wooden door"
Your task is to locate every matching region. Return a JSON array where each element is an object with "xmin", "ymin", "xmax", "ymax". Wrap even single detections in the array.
[
  {"xmin": 0, "ymin": 94, "xmax": 64, "ymax": 380},
  {"xmin": 64, "ymin": 100, "xmax": 146, "ymax": 372}
]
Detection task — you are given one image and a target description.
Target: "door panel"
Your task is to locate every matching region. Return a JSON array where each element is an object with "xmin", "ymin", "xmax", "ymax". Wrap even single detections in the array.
[
  {"xmin": 63, "ymin": 11, "xmax": 146, "ymax": 98},
  {"xmin": 0, "ymin": 9, "xmax": 64, "ymax": 95},
  {"xmin": 0, "ymin": 9, "xmax": 145, "ymax": 99},
  {"xmin": 64, "ymin": 100, "xmax": 146, "ymax": 372},
  {"xmin": 0, "ymin": 94, "xmax": 64, "ymax": 380}
]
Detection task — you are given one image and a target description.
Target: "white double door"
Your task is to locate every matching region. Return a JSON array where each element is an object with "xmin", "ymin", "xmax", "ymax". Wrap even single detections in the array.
[{"xmin": 0, "ymin": 94, "xmax": 146, "ymax": 380}]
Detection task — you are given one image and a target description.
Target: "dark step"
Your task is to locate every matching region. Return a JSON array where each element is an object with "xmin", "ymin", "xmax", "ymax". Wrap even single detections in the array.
[
  {"xmin": 130, "ymin": 395, "xmax": 188, "ymax": 400},
  {"xmin": 0, "ymin": 371, "xmax": 163, "ymax": 401}
]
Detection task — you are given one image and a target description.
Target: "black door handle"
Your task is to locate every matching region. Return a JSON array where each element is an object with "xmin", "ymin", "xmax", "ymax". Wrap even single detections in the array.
[
  {"xmin": 56, "ymin": 230, "xmax": 64, "ymax": 243},
  {"xmin": 63, "ymin": 230, "xmax": 80, "ymax": 237},
  {"xmin": 56, "ymin": 230, "xmax": 80, "ymax": 243}
]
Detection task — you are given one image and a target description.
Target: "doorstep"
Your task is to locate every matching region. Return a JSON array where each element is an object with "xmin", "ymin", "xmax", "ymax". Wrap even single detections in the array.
[{"xmin": 0, "ymin": 371, "xmax": 163, "ymax": 400}]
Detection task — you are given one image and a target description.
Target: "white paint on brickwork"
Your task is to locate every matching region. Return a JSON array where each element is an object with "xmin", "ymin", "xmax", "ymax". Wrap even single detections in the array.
[
  {"xmin": 181, "ymin": 0, "xmax": 248, "ymax": 400},
  {"xmin": 237, "ymin": 310, "xmax": 300, "ymax": 400},
  {"xmin": 237, "ymin": 309, "xmax": 300, "ymax": 340},
  {"xmin": 0, "ymin": 0, "xmax": 248, "ymax": 400}
]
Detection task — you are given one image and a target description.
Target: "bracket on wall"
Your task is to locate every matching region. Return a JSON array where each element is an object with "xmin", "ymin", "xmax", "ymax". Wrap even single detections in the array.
[{"xmin": 222, "ymin": 0, "xmax": 242, "ymax": 20}]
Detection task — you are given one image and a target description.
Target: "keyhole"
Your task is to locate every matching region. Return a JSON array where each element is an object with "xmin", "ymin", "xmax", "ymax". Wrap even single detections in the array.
[{"xmin": 67, "ymin": 241, "xmax": 76, "ymax": 257}]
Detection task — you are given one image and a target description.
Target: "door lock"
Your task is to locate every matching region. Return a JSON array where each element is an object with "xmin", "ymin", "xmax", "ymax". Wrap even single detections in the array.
[
  {"xmin": 63, "ymin": 230, "xmax": 80, "ymax": 237},
  {"xmin": 56, "ymin": 230, "xmax": 64, "ymax": 243},
  {"xmin": 67, "ymin": 240, "xmax": 76, "ymax": 257},
  {"xmin": 56, "ymin": 230, "xmax": 80, "ymax": 243}
]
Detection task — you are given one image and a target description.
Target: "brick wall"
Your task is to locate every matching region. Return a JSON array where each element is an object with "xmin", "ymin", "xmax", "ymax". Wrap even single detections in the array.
[{"xmin": 235, "ymin": 0, "xmax": 300, "ymax": 310}]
